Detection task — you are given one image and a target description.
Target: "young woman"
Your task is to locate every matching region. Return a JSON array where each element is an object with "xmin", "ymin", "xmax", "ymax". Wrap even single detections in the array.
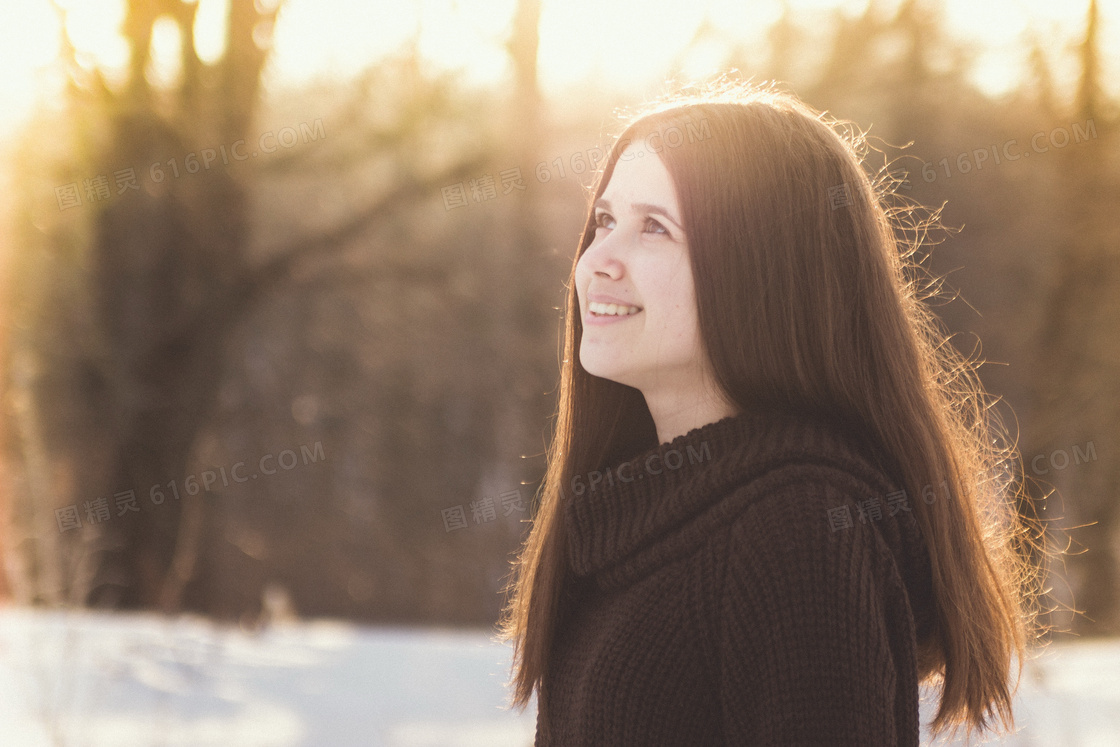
[{"xmin": 497, "ymin": 81, "xmax": 1044, "ymax": 745}]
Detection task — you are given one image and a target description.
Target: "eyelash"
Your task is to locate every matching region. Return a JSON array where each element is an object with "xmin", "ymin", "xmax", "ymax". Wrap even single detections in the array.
[{"xmin": 593, "ymin": 212, "xmax": 669, "ymax": 236}]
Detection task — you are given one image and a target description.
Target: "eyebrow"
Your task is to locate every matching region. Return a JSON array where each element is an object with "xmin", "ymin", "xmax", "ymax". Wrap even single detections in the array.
[{"xmin": 594, "ymin": 198, "xmax": 683, "ymax": 232}]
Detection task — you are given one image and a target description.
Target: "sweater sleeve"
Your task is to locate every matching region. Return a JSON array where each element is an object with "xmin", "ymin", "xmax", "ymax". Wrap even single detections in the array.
[{"xmin": 714, "ymin": 480, "xmax": 907, "ymax": 745}]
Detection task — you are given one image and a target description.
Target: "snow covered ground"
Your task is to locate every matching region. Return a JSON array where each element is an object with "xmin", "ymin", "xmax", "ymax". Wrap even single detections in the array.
[
  {"xmin": 0, "ymin": 607, "xmax": 535, "ymax": 747},
  {"xmin": 0, "ymin": 606, "xmax": 1116, "ymax": 746}
]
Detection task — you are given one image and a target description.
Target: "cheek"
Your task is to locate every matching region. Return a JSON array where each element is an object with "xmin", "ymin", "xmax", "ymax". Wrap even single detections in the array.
[
  {"xmin": 663, "ymin": 271, "xmax": 698, "ymax": 327},
  {"xmin": 645, "ymin": 287, "xmax": 693, "ymax": 341},
  {"xmin": 668, "ymin": 296, "xmax": 702, "ymax": 351}
]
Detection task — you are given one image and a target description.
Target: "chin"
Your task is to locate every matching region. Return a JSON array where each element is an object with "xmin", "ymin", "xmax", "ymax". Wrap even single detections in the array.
[{"xmin": 579, "ymin": 353, "xmax": 632, "ymax": 386}]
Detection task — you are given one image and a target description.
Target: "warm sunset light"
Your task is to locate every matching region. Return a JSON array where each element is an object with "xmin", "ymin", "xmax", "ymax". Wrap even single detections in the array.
[{"xmin": 1, "ymin": 0, "xmax": 1115, "ymax": 139}]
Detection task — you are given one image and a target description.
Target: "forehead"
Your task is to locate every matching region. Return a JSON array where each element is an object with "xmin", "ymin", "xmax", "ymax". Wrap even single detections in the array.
[{"xmin": 602, "ymin": 138, "xmax": 678, "ymax": 208}]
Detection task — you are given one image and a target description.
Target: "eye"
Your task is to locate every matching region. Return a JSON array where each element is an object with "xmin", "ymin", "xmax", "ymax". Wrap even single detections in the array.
[{"xmin": 594, "ymin": 211, "xmax": 670, "ymax": 236}]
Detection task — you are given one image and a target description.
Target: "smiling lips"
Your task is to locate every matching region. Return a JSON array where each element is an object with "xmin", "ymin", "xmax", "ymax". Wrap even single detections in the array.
[{"xmin": 588, "ymin": 301, "xmax": 642, "ymax": 317}]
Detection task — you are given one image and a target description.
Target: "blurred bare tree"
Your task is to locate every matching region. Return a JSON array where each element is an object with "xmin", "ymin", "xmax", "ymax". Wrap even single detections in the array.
[
  {"xmin": 1029, "ymin": 0, "xmax": 1120, "ymax": 634},
  {"xmin": 3, "ymin": 0, "xmax": 498, "ymax": 621}
]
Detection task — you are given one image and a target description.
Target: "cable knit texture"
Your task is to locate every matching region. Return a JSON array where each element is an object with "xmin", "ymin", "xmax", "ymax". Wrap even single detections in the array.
[{"xmin": 533, "ymin": 406, "xmax": 937, "ymax": 746}]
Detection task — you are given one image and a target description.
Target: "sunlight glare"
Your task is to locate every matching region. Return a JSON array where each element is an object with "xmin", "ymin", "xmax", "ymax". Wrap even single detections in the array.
[
  {"xmin": 538, "ymin": 0, "xmax": 702, "ymax": 92},
  {"xmin": 0, "ymin": 1, "xmax": 61, "ymax": 135},
  {"xmin": 269, "ymin": 0, "xmax": 421, "ymax": 83},
  {"xmin": 146, "ymin": 16, "xmax": 183, "ymax": 90},
  {"xmin": 61, "ymin": 0, "xmax": 129, "ymax": 73},
  {"xmin": 194, "ymin": 0, "xmax": 230, "ymax": 65},
  {"xmin": 0, "ymin": 0, "xmax": 1116, "ymax": 142}
]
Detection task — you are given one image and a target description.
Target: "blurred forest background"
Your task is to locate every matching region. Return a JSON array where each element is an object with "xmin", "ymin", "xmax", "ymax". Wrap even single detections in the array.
[{"xmin": 0, "ymin": 0, "xmax": 1117, "ymax": 644}]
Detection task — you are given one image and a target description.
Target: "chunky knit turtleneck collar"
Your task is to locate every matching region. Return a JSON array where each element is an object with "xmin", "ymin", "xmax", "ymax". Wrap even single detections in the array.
[{"xmin": 564, "ymin": 406, "xmax": 901, "ymax": 581}]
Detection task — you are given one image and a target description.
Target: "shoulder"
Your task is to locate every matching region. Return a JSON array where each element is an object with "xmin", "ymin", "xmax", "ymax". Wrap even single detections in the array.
[
  {"xmin": 707, "ymin": 462, "xmax": 910, "ymax": 629},
  {"xmin": 721, "ymin": 464, "xmax": 886, "ymax": 563},
  {"xmin": 706, "ymin": 468, "xmax": 920, "ymax": 744},
  {"xmin": 718, "ymin": 458, "xmax": 894, "ymax": 553}
]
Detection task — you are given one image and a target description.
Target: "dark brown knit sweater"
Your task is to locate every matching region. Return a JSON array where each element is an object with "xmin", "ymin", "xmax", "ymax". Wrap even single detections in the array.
[{"xmin": 534, "ymin": 407, "xmax": 937, "ymax": 746}]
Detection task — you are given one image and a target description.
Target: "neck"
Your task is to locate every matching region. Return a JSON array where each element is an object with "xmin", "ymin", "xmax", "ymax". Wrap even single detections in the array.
[{"xmin": 642, "ymin": 385, "xmax": 740, "ymax": 444}]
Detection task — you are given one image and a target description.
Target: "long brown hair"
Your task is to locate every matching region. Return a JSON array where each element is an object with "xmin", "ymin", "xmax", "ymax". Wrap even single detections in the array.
[{"xmin": 496, "ymin": 79, "xmax": 1047, "ymax": 742}]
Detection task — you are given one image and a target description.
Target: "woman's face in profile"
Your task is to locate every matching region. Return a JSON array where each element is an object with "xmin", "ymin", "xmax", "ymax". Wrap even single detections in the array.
[{"xmin": 575, "ymin": 138, "xmax": 706, "ymax": 397}]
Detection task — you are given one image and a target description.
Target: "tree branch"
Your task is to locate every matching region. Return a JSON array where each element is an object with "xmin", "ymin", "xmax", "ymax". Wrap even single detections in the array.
[{"xmin": 222, "ymin": 154, "xmax": 490, "ymax": 327}]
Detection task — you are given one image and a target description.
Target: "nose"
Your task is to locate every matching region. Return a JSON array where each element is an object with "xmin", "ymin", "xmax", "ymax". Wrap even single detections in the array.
[{"xmin": 578, "ymin": 232, "xmax": 625, "ymax": 281}]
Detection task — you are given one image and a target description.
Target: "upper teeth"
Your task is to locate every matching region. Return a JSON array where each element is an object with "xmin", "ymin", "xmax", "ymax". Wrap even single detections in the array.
[{"xmin": 589, "ymin": 301, "xmax": 642, "ymax": 316}]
